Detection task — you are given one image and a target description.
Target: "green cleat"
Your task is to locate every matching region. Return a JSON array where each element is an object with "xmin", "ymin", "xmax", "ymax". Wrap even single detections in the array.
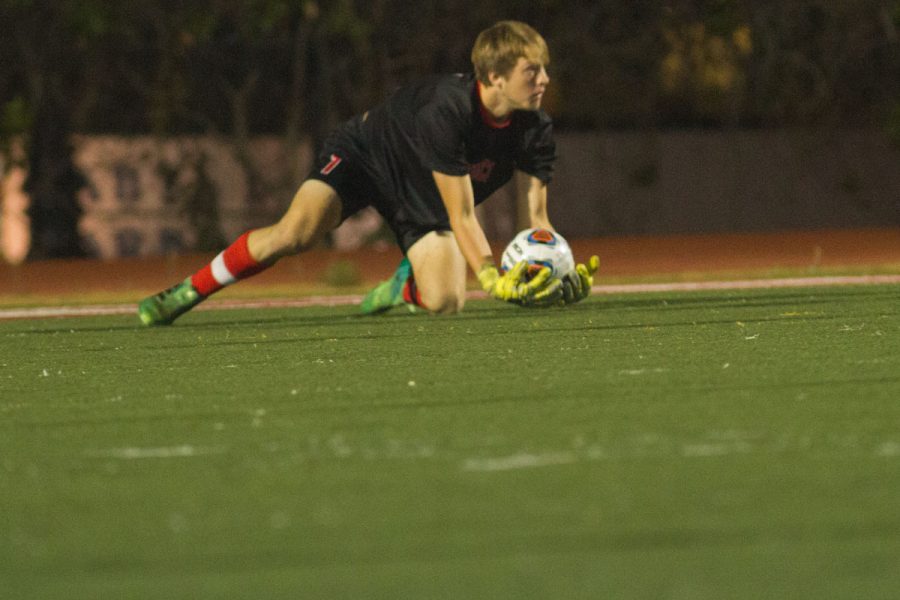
[
  {"xmin": 138, "ymin": 278, "xmax": 204, "ymax": 326},
  {"xmin": 360, "ymin": 257, "xmax": 414, "ymax": 315}
]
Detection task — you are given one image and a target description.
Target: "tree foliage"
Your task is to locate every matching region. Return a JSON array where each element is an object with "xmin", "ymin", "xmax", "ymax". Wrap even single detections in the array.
[{"xmin": 3, "ymin": 0, "xmax": 897, "ymax": 137}]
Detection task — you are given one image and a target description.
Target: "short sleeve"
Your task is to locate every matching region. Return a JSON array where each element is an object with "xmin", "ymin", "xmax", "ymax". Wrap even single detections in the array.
[
  {"xmin": 413, "ymin": 96, "xmax": 471, "ymax": 176},
  {"xmin": 516, "ymin": 117, "xmax": 556, "ymax": 184}
]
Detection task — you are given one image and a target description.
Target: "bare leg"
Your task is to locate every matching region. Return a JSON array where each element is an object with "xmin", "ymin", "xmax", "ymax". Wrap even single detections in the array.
[
  {"xmin": 406, "ymin": 230, "xmax": 468, "ymax": 314},
  {"xmin": 248, "ymin": 179, "xmax": 343, "ymax": 263},
  {"xmin": 138, "ymin": 179, "xmax": 343, "ymax": 325},
  {"xmin": 189, "ymin": 179, "xmax": 343, "ymax": 296}
]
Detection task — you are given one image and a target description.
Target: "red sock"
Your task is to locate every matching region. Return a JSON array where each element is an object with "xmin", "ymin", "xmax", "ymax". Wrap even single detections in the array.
[
  {"xmin": 190, "ymin": 231, "xmax": 267, "ymax": 296},
  {"xmin": 402, "ymin": 276, "xmax": 423, "ymax": 307}
]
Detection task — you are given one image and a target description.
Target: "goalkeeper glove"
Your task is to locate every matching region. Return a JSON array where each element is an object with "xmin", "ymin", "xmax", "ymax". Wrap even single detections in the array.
[
  {"xmin": 478, "ymin": 261, "xmax": 562, "ymax": 307},
  {"xmin": 560, "ymin": 255, "xmax": 600, "ymax": 305}
]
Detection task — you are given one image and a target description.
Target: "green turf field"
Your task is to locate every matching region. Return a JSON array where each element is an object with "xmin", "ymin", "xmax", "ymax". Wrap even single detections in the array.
[{"xmin": 2, "ymin": 284, "xmax": 899, "ymax": 599}]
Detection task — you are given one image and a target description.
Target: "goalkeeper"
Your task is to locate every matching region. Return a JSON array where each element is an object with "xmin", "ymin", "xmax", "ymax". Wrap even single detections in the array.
[{"xmin": 138, "ymin": 20, "xmax": 598, "ymax": 326}]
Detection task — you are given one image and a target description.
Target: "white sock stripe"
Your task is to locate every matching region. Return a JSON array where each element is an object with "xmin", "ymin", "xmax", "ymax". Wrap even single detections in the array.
[{"xmin": 211, "ymin": 252, "xmax": 236, "ymax": 286}]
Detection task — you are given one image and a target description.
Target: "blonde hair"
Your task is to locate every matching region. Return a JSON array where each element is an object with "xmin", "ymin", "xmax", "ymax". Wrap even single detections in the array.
[{"xmin": 471, "ymin": 21, "xmax": 550, "ymax": 85}]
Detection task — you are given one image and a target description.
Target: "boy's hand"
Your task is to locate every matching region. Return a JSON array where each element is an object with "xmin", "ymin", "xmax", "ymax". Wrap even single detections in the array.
[
  {"xmin": 561, "ymin": 255, "xmax": 600, "ymax": 304},
  {"xmin": 478, "ymin": 261, "xmax": 562, "ymax": 306}
]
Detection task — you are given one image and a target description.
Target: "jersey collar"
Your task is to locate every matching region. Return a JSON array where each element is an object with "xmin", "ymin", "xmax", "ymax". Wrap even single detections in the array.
[{"xmin": 476, "ymin": 81, "xmax": 512, "ymax": 129}]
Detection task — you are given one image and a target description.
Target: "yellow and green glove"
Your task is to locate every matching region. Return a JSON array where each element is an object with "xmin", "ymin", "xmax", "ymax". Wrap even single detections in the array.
[
  {"xmin": 478, "ymin": 261, "xmax": 562, "ymax": 308},
  {"xmin": 560, "ymin": 255, "xmax": 600, "ymax": 305}
]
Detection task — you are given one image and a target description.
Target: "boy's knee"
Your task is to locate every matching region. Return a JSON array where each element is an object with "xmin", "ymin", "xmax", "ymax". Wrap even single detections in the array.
[{"xmin": 421, "ymin": 289, "xmax": 465, "ymax": 315}]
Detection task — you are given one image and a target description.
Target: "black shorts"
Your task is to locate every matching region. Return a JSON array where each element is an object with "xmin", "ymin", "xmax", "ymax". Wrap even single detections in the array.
[{"xmin": 306, "ymin": 120, "xmax": 451, "ymax": 253}]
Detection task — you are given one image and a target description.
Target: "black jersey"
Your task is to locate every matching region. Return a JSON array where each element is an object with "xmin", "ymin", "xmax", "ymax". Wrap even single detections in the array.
[{"xmin": 310, "ymin": 73, "xmax": 556, "ymax": 251}]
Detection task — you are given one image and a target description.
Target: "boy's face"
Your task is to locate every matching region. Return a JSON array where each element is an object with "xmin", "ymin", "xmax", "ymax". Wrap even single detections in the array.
[{"xmin": 491, "ymin": 56, "xmax": 550, "ymax": 111}]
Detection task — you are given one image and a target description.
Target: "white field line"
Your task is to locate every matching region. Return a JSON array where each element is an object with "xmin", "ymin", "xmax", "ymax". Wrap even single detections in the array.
[
  {"xmin": 2, "ymin": 274, "xmax": 899, "ymax": 321},
  {"xmin": 594, "ymin": 274, "xmax": 900, "ymax": 293},
  {"xmin": 0, "ymin": 294, "xmax": 363, "ymax": 320},
  {"xmin": 85, "ymin": 445, "xmax": 226, "ymax": 460},
  {"xmin": 462, "ymin": 452, "xmax": 578, "ymax": 472}
]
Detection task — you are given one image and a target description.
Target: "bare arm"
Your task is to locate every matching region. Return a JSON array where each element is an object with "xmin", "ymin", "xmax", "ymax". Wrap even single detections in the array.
[
  {"xmin": 432, "ymin": 171, "xmax": 495, "ymax": 275},
  {"xmin": 513, "ymin": 170, "xmax": 601, "ymax": 305},
  {"xmin": 433, "ymin": 170, "xmax": 564, "ymax": 306},
  {"xmin": 515, "ymin": 170, "xmax": 553, "ymax": 230}
]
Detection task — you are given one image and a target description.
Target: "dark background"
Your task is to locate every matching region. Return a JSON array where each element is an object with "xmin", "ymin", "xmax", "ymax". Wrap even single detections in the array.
[{"xmin": 2, "ymin": 0, "xmax": 899, "ymax": 259}]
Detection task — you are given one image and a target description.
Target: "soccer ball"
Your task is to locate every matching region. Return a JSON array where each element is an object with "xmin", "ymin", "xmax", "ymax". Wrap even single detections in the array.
[{"xmin": 501, "ymin": 228, "xmax": 575, "ymax": 280}]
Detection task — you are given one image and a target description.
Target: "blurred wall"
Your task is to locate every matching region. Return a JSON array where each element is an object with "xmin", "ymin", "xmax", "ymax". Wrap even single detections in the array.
[
  {"xmin": 70, "ymin": 136, "xmax": 313, "ymax": 258},
  {"xmin": 550, "ymin": 129, "xmax": 900, "ymax": 237},
  {"xmin": 4, "ymin": 129, "xmax": 898, "ymax": 262}
]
